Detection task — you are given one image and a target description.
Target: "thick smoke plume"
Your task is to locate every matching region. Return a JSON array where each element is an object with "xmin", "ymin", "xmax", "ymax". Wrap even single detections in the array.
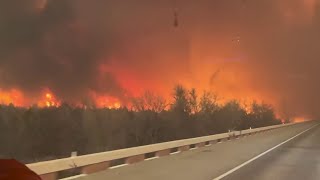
[{"xmin": 0, "ymin": 0, "xmax": 320, "ymax": 119}]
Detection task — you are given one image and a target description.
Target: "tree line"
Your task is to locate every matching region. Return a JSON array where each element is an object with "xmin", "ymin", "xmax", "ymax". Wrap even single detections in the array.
[{"xmin": 0, "ymin": 85, "xmax": 281, "ymax": 163}]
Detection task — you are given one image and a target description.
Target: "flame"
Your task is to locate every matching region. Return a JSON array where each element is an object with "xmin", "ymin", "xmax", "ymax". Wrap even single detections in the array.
[
  {"xmin": 0, "ymin": 89, "xmax": 25, "ymax": 106},
  {"xmin": 38, "ymin": 91, "xmax": 59, "ymax": 107},
  {"xmin": 88, "ymin": 91, "xmax": 122, "ymax": 109},
  {"xmin": 0, "ymin": 87, "xmax": 306, "ymax": 121},
  {"xmin": 97, "ymin": 97, "xmax": 121, "ymax": 109},
  {"xmin": 113, "ymin": 102, "xmax": 121, "ymax": 109},
  {"xmin": 0, "ymin": 88, "xmax": 123, "ymax": 109},
  {"xmin": 292, "ymin": 117, "xmax": 307, "ymax": 123},
  {"xmin": 46, "ymin": 93, "xmax": 52, "ymax": 99}
]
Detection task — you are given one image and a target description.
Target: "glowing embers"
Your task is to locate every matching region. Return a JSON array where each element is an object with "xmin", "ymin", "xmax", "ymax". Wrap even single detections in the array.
[{"xmin": 38, "ymin": 91, "xmax": 60, "ymax": 107}]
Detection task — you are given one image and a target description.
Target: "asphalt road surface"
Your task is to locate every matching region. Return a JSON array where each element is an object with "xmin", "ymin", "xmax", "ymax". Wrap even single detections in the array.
[
  {"xmin": 76, "ymin": 121, "xmax": 319, "ymax": 180},
  {"xmin": 222, "ymin": 122, "xmax": 320, "ymax": 180}
]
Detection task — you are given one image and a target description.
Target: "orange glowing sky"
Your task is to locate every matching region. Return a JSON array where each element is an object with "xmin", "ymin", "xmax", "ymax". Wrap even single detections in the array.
[{"xmin": 0, "ymin": 0, "xmax": 319, "ymax": 120}]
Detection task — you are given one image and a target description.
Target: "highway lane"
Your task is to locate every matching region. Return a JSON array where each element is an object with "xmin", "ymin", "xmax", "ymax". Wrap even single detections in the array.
[
  {"xmin": 222, "ymin": 122, "xmax": 320, "ymax": 180},
  {"xmin": 76, "ymin": 121, "xmax": 318, "ymax": 180}
]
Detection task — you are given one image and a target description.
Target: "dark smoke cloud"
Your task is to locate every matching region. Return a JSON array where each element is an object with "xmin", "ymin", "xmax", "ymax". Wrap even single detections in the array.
[
  {"xmin": 0, "ymin": 0, "xmax": 190, "ymax": 103},
  {"xmin": 0, "ymin": 0, "xmax": 125, "ymax": 101},
  {"xmin": 1, "ymin": 0, "xmax": 320, "ymax": 119}
]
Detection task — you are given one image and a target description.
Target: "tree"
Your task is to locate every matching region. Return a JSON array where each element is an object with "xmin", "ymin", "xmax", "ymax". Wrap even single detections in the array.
[
  {"xmin": 131, "ymin": 91, "xmax": 167, "ymax": 112},
  {"xmin": 171, "ymin": 85, "xmax": 191, "ymax": 114},
  {"xmin": 0, "ymin": 87, "xmax": 281, "ymax": 163},
  {"xmin": 199, "ymin": 91, "xmax": 219, "ymax": 114},
  {"xmin": 248, "ymin": 101, "xmax": 279, "ymax": 128},
  {"xmin": 215, "ymin": 100, "xmax": 246, "ymax": 132},
  {"xmin": 188, "ymin": 88, "xmax": 199, "ymax": 114}
]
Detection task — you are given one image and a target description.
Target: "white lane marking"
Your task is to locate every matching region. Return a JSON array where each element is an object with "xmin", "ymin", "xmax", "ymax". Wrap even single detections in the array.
[
  {"xmin": 212, "ymin": 123, "xmax": 319, "ymax": 180},
  {"xmin": 146, "ymin": 156, "xmax": 159, "ymax": 161},
  {"xmin": 170, "ymin": 151, "xmax": 180, "ymax": 155},
  {"xmin": 109, "ymin": 164, "xmax": 128, "ymax": 169},
  {"xmin": 60, "ymin": 174, "xmax": 87, "ymax": 180}
]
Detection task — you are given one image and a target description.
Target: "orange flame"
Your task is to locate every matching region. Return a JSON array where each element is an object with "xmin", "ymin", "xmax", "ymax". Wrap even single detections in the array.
[
  {"xmin": 292, "ymin": 117, "xmax": 307, "ymax": 123},
  {"xmin": 0, "ymin": 89, "xmax": 25, "ymax": 106},
  {"xmin": 38, "ymin": 91, "xmax": 59, "ymax": 107},
  {"xmin": 90, "ymin": 92, "xmax": 122, "ymax": 109}
]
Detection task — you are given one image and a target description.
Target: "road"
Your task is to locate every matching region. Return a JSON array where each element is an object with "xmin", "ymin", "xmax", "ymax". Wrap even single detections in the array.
[
  {"xmin": 222, "ymin": 122, "xmax": 320, "ymax": 180},
  {"xmin": 76, "ymin": 121, "xmax": 319, "ymax": 180}
]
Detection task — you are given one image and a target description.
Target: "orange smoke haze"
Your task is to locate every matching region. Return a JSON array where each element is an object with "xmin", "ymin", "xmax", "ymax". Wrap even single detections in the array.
[{"xmin": 1, "ymin": 0, "xmax": 320, "ymax": 121}]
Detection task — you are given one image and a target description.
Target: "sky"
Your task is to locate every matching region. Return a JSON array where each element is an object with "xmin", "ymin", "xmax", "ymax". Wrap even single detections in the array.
[{"xmin": 0, "ymin": 0, "xmax": 320, "ymax": 119}]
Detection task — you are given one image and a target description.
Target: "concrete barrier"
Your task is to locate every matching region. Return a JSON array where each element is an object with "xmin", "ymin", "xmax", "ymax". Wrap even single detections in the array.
[{"xmin": 27, "ymin": 122, "xmax": 300, "ymax": 180}]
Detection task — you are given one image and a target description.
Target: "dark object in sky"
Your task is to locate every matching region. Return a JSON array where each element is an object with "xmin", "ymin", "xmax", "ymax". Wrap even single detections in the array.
[
  {"xmin": 174, "ymin": 10, "xmax": 179, "ymax": 27},
  {"xmin": 172, "ymin": 0, "xmax": 179, "ymax": 27},
  {"xmin": 0, "ymin": 159, "xmax": 41, "ymax": 180}
]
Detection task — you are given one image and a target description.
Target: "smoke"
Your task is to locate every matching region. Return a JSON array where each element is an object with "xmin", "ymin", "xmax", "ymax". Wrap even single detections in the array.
[
  {"xmin": 0, "ymin": 0, "xmax": 127, "ymax": 102},
  {"xmin": 239, "ymin": 0, "xmax": 320, "ymax": 118},
  {"xmin": 0, "ymin": 0, "xmax": 320, "ymax": 118},
  {"xmin": 0, "ymin": 0, "xmax": 191, "ymax": 103}
]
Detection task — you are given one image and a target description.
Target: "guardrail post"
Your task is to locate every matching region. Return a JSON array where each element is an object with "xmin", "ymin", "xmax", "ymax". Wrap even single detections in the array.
[
  {"xmin": 81, "ymin": 161, "xmax": 110, "ymax": 175},
  {"xmin": 71, "ymin": 151, "xmax": 77, "ymax": 157},
  {"xmin": 178, "ymin": 145, "xmax": 190, "ymax": 152},
  {"xmin": 196, "ymin": 142, "xmax": 205, "ymax": 148},
  {"xmin": 228, "ymin": 130, "xmax": 237, "ymax": 140},
  {"xmin": 156, "ymin": 149, "xmax": 171, "ymax": 157},
  {"xmin": 125, "ymin": 154, "xmax": 145, "ymax": 164},
  {"xmin": 220, "ymin": 137, "xmax": 229, "ymax": 142},
  {"xmin": 40, "ymin": 173, "xmax": 57, "ymax": 180},
  {"xmin": 248, "ymin": 127, "xmax": 252, "ymax": 135},
  {"xmin": 210, "ymin": 140, "xmax": 218, "ymax": 144}
]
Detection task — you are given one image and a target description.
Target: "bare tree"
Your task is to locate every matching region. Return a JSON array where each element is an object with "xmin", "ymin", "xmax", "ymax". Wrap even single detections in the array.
[
  {"xmin": 144, "ymin": 91, "xmax": 167, "ymax": 112},
  {"xmin": 131, "ymin": 96, "xmax": 145, "ymax": 112},
  {"xmin": 131, "ymin": 91, "xmax": 167, "ymax": 112}
]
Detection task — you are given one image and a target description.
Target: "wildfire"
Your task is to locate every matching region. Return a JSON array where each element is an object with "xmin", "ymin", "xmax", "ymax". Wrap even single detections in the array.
[
  {"xmin": 38, "ymin": 91, "xmax": 59, "ymax": 107},
  {"xmin": 91, "ymin": 93, "xmax": 122, "ymax": 109},
  {"xmin": 0, "ymin": 88, "xmax": 124, "ymax": 109},
  {"xmin": 46, "ymin": 93, "xmax": 52, "ymax": 99},
  {"xmin": 0, "ymin": 89, "xmax": 25, "ymax": 106},
  {"xmin": 0, "ymin": 87, "xmax": 308, "ymax": 122},
  {"xmin": 112, "ymin": 102, "xmax": 121, "ymax": 109},
  {"xmin": 292, "ymin": 117, "xmax": 307, "ymax": 123}
]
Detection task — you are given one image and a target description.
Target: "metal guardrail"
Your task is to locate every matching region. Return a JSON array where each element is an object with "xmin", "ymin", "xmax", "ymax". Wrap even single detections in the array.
[{"xmin": 27, "ymin": 122, "xmax": 298, "ymax": 180}]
